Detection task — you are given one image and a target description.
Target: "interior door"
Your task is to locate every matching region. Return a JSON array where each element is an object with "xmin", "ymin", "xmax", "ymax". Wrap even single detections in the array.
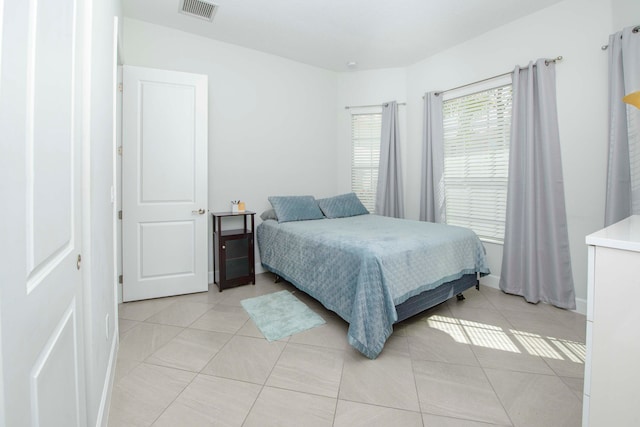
[
  {"xmin": 122, "ymin": 65, "xmax": 208, "ymax": 301},
  {"xmin": 0, "ymin": 0, "xmax": 87, "ymax": 425}
]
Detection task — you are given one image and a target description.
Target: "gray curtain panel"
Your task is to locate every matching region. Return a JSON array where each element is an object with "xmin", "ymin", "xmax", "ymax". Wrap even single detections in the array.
[
  {"xmin": 605, "ymin": 26, "xmax": 640, "ymax": 226},
  {"xmin": 419, "ymin": 92, "xmax": 446, "ymax": 223},
  {"xmin": 375, "ymin": 101, "xmax": 405, "ymax": 218},
  {"xmin": 499, "ymin": 59, "xmax": 576, "ymax": 310}
]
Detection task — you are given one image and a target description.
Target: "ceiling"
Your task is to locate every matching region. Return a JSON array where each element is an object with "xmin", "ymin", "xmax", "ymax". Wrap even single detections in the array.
[{"xmin": 123, "ymin": 0, "xmax": 565, "ymax": 72}]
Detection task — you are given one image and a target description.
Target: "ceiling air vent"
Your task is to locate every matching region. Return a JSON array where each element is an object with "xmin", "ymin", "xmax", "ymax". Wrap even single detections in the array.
[{"xmin": 178, "ymin": 0, "xmax": 219, "ymax": 22}]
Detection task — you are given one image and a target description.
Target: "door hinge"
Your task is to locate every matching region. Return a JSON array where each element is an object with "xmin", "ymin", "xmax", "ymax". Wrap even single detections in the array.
[
  {"xmin": 119, "ymin": 275, "xmax": 123, "ymax": 284},
  {"xmin": 117, "ymin": 146, "xmax": 122, "ymax": 155},
  {"xmin": 118, "ymin": 210, "xmax": 122, "ymax": 220},
  {"xmin": 118, "ymin": 82, "xmax": 123, "ymax": 93}
]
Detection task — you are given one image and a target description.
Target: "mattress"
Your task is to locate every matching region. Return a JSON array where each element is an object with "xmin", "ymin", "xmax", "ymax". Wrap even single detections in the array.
[{"xmin": 257, "ymin": 214, "xmax": 489, "ymax": 358}]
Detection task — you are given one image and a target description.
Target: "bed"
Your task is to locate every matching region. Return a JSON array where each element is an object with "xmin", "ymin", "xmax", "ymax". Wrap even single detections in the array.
[{"xmin": 256, "ymin": 194, "xmax": 490, "ymax": 359}]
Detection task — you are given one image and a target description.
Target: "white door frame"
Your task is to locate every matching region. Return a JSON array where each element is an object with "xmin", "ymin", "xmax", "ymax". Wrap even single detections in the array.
[
  {"xmin": 92, "ymin": 15, "xmax": 122, "ymax": 427},
  {"xmin": 0, "ymin": 0, "xmax": 7, "ymax": 423},
  {"xmin": 115, "ymin": 40, "xmax": 123, "ymax": 306}
]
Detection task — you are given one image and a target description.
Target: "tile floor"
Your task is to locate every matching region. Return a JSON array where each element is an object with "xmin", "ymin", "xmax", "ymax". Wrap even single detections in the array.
[{"xmin": 109, "ymin": 273, "xmax": 586, "ymax": 426}]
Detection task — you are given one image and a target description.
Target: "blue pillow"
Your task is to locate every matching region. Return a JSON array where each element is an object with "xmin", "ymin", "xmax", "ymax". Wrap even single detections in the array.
[
  {"xmin": 268, "ymin": 196, "xmax": 325, "ymax": 223},
  {"xmin": 316, "ymin": 193, "xmax": 369, "ymax": 218},
  {"xmin": 260, "ymin": 209, "xmax": 278, "ymax": 221}
]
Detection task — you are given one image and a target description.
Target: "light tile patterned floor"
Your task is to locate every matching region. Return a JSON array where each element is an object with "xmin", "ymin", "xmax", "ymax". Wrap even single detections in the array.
[{"xmin": 109, "ymin": 273, "xmax": 585, "ymax": 426}]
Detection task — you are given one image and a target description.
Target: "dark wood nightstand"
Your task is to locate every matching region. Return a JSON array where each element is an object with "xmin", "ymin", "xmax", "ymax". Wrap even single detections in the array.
[{"xmin": 211, "ymin": 211, "xmax": 256, "ymax": 292}]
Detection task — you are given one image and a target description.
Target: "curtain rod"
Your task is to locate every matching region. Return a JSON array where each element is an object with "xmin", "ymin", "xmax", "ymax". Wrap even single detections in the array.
[
  {"xmin": 601, "ymin": 25, "xmax": 639, "ymax": 50},
  {"xmin": 423, "ymin": 56, "xmax": 563, "ymax": 98},
  {"xmin": 344, "ymin": 102, "xmax": 406, "ymax": 110}
]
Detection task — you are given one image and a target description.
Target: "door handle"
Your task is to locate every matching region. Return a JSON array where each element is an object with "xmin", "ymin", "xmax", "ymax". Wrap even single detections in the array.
[{"xmin": 192, "ymin": 208, "xmax": 206, "ymax": 215}]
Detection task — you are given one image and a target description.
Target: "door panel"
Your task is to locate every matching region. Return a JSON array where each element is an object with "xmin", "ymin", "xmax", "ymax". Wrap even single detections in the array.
[
  {"xmin": 122, "ymin": 65, "xmax": 208, "ymax": 301},
  {"xmin": 27, "ymin": 0, "xmax": 75, "ymax": 289},
  {"xmin": 0, "ymin": 0, "xmax": 86, "ymax": 425},
  {"xmin": 140, "ymin": 83, "xmax": 196, "ymax": 203},
  {"xmin": 140, "ymin": 221, "xmax": 195, "ymax": 278},
  {"xmin": 31, "ymin": 304, "xmax": 80, "ymax": 426}
]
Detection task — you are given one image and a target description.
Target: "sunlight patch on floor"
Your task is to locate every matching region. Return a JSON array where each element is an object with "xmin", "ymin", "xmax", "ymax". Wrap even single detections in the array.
[
  {"xmin": 428, "ymin": 315, "xmax": 470, "ymax": 344},
  {"xmin": 428, "ymin": 315, "xmax": 519, "ymax": 352},
  {"xmin": 426, "ymin": 315, "xmax": 585, "ymax": 363},
  {"xmin": 511, "ymin": 330, "xmax": 563, "ymax": 360},
  {"xmin": 549, "ymin": 338, "xmax": 586, "ymax": 363}
]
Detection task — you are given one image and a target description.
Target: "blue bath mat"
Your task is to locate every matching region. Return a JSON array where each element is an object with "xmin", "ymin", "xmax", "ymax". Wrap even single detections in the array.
[{"xmin": 241, "ymin": 290, "xmax": 326, "ymax": 341}]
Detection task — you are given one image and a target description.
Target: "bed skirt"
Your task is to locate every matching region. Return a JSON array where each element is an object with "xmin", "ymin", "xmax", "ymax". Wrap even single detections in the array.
[{"xmin": 394, "ymin": 273, "xmax": 478, "ymax": 323}]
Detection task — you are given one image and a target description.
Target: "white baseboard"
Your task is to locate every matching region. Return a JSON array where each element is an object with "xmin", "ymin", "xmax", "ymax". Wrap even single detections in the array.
[
  {"xmin": 208, "ymin": 263, "xmax": 265, "ymax": 285},
  {"xmin": 479, "ymin": 274, "xmax": 586, "ymax": 316},
  {"xmin": 96, "ymin": 335, "xmax": 118, "ymax": 427},
  {"xmin": 479, "ymin": 274, "xmax": 501, "ymax": 290},
  {"xmin": 574, "ymin": 297, "xmax": 587, "ymax": 316}
]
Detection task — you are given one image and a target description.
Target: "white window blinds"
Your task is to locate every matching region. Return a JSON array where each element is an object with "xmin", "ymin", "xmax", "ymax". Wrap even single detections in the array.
[
  {"xmin": 351, "ymin": 112, "xmax": 382, "ymax": 213},
  {"xmin": 442, "ymin": 84, "xmax": 512, "ymax": 243},
  {"xmin": 628, "ymin": 106, "xmax": 640, "ymax": 213}
]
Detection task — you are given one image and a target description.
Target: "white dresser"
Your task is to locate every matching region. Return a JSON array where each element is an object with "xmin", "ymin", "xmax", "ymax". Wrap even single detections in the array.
[{"xmin": 584, "ymin": 215, "xmax": 640, "ymax": 426}]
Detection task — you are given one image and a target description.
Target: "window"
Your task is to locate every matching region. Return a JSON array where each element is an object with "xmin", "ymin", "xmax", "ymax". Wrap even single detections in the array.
[
  {"xmin": 628, "ymin": 105, "xmax": 640, "ymax": 213},
  {"xmin": 351, "ymin": 112, "xmax": 382, "ymax": 213},
  {"xmin": 442, "ymin": 84, "xmax": 512, "ymax": 243}
]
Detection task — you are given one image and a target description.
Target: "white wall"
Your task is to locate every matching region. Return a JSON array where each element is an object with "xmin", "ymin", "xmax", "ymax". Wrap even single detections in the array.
[
  {"xmin": 122, "ymin": 0, "xmax": 631, "ymax": 312},
  {"xmin": 335, "ymin": 0, "xmax": 619, "ymax": 312},
  {"xmin": 612, "ymin": 0, "xmax": 640, "ymax": 29},
  {"xmin": 406, "ymin": 0, "xmax": 614, "ymax": 310},
  {"xmin": 84, "ymin": 0, "xmax": 122, "ymax": 425},
  {"xmin": 122, "ymin": 18, "xmax": 339, "ymax": 274},
  {"xmin": 336, "ymin": 68, "xmax": 407, "ymax": 195}
]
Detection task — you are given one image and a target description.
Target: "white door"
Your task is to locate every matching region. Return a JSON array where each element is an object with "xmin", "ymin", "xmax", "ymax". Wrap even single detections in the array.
[
  {"xmin": 0, "ymin": 0, "xmax": 87, "ymax": 425},
  {"xmin": 122, "ymin": 65, "xmax": 208, "ymax": 301}
]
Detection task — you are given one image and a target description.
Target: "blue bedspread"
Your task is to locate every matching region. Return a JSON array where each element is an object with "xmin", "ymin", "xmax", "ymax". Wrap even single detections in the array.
[{"xmin": 257, "ymin": 215, "xmax": 490, "ymax": 358}]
